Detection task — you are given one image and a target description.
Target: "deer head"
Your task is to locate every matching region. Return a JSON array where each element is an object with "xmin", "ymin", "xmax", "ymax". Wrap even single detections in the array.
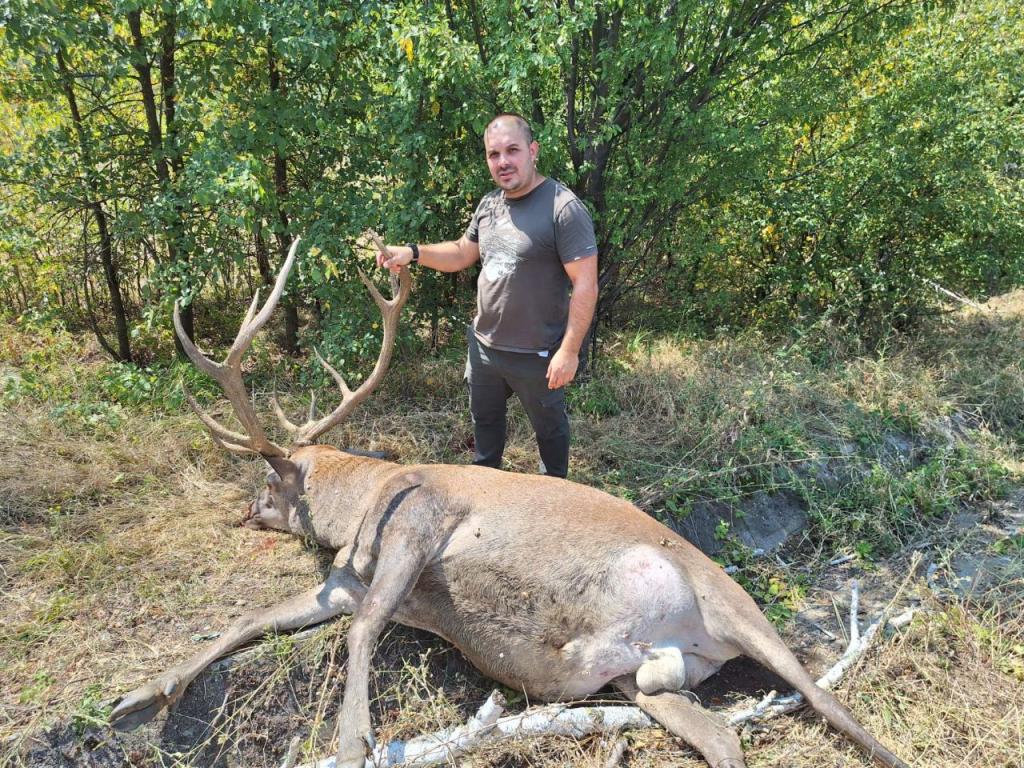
[{"xmin": 174, "ymin": 235, "xmax": 411, "ymax": 530}]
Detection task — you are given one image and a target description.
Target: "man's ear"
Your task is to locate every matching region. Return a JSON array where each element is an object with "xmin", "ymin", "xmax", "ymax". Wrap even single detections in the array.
[{"xmin": 265, "ymin": 455, "xmax": 300, "ymax": 484}]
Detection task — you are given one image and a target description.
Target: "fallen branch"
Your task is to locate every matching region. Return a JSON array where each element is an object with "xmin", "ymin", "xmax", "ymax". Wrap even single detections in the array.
[
  {"xmin": 296, "ymin": 693, "xmax": 652, "ymax": 768},
  {"xmin": 280, "ymin": 735, "xmax": 302, "ymax": 768},
  {"xmin": 923, "ymin": 278, "xmax": 987, "ymax": 311},
  {"xmin": 726, "ymin": 581, "xmax": 922, "ymax": 727},
  {"xmin": 828, "ymin": 553, "xmax": 856, "ymax": 567},
  {"xmin": 849, "ymin": 578, "xmax": 861, "ymax": 646}
]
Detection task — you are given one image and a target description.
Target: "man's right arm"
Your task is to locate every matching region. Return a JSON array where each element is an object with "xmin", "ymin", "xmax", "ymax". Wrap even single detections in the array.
[{"xmin": 377, "ymin": 236, "xmax": 479, "ymax": 274}]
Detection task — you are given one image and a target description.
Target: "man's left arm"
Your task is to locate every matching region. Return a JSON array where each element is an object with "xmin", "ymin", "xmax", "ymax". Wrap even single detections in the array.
[{"xmin": 547, "ymin": 254, "xmax": 598, "ymax": 389}]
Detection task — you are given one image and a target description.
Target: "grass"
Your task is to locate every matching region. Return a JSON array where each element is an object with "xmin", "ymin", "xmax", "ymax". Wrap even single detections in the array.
[
  {"xmin": 570, "ymin": 301, "xmax": 1021, "ymax": 558},
  {"xmin": 0, "ymin": 291, "xmax": 1021, "ymax": 767}
]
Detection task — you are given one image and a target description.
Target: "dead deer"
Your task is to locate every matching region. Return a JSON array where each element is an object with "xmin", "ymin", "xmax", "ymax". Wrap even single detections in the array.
[{"xmin": 109, "ymin": 237, "xmax": 908, "ymax": 768}]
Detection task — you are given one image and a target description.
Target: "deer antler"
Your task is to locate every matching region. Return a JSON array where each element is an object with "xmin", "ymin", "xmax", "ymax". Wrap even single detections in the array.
[
  {"xmin": 274, "ymin": 231, "xmax": 411, "ymax": 446},
  {"xmin": 177, "ymin": 233, "xmax": 411, "ymax": 456},
  {"xmin": 173, "ymin": 238, "xmax": 303, "ymax": 457}
]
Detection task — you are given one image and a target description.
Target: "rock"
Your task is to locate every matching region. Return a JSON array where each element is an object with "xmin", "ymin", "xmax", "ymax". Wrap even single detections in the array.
[
  {"xmin": 949, "ymin": 552, "xmax": 1019, "ymax": 597},
  {"xmin": 672, "ymin": 491, "xmax": 808, "ymax": 555}
]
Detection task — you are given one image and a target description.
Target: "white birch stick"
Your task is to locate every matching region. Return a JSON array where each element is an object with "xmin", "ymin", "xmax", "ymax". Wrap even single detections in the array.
[
  {"xmin": 296, "ymin": 694, "xmax": 653, "ymax": 768},
  {"xmin": 923, "ymin": 278, "xmax": 986, "ymax": 311},
  {"xmin": 849, "ymin": 578, "xmax": 861, "ymax": 646}
]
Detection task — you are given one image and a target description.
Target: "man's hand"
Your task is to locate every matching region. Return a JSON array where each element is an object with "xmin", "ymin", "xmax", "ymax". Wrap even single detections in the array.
[
  {"xmin": 546, "ymin": 348, "xmax": 579, "ymax": 390},
  {"xmin": 376, "ymin": 245, "xmax": 413, "ymax": 274}
]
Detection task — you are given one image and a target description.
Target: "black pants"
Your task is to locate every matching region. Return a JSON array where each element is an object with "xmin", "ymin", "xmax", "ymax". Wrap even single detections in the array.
[{"xmin": 465, "ymin": 330, "xmax": 570, "ymax": 478}]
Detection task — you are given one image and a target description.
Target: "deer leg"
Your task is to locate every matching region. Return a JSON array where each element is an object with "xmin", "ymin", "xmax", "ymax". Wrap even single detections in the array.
[
  {"xmin": 333, "ymin": 539, "xmax": 432, "ymax": 768},
  {"xmin": 614, "ymin": 677, "xmax": 746, "ymax": 768},
  {"xmin": 110, "ymin": 566, "xmax": 365, "ymax": 731}
]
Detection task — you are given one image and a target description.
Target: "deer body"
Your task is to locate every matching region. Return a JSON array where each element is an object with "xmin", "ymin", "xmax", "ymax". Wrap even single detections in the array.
[
  {"xmin": 110, "ymin": 239, "xmax": 908, "ymax": 768},
  {"xmin": 291, "ymin": 447, "xmax": 738, "ymax": 700}
]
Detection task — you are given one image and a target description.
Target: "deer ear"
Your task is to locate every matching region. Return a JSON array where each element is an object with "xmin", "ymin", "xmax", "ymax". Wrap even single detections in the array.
[{"xmin": 265, "ymin": 455, "xmax": 300, "ymax": 483}]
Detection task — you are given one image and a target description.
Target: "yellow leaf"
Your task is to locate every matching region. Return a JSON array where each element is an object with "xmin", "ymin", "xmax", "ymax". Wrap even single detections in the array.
[{"xmin": 400, "ymin": 38, "xmax": 414, "ymax": 63}]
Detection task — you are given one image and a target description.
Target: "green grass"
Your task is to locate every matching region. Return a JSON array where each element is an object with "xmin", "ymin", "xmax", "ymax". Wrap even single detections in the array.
[{"xmin": 567, "ymin": 305, "xmax": 1021, "ymax": 561}]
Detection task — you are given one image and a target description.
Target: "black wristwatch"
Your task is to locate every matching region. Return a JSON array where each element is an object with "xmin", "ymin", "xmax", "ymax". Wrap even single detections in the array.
[{"xmin": 405, "ymin": 243, "xmax": 420, "ymax": 263}]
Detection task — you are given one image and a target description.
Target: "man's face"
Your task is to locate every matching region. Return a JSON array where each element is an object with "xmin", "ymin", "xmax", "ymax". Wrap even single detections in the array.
[{"xmin": 484, "ymin": 120, "xmax": 540, "ymax": 198}]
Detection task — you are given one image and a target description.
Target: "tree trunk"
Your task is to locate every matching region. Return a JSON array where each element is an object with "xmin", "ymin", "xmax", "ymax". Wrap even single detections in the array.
[
  {"xmin": 56, "ymin": 46, "xmax": 132, "ymax": 362},
  {"xmin": 127, "ymin": 8, "xmax": 193, "ymax": 354},
  {"xmin": 14, "ymin": 264, "xmax": 30, "ymax": 312},
  {"xmin": 268, "ymin": 36, "xmax": 300, "ymax": 355},
  {"xmin": 254, "ymin": 223, "xmax": 273, "ymax": 286}
]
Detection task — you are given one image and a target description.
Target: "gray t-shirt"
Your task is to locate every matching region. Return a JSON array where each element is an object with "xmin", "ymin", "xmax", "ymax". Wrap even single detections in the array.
[{"xmin": 465, "ymin": 177, "xmax": 597, "ymax": 353}]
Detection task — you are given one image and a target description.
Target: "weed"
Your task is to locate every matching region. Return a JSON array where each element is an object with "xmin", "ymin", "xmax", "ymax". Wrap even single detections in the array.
[
  {"xmin": 569, "ymin": 377, "xmax": 621, "ymax": 419},
  {"xmin": 267, "ymin": 633, "xmax": 297, "ymax": 663},
  {"xmin": 70, "ymin": 684, "xmax": 110, "ymax": 735},
  {"xmin": 18, "ymin": 671, "xmax": 54, "ymax": 705},
  {"xmin": 993, "ymin": 533, "xmax": 1024, "ymax": 556},
  {"xmin": 2, "ymin": 592, "xmax": 74, "ymax": 654},
  {"xmin": 714, "ymin": 532, "xmax": 807, "ymax": 627}
]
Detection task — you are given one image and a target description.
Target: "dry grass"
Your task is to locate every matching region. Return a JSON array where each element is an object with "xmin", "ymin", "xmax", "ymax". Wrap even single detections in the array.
[
  {"xmin": 0, "ymin": 400, "xmax": 318, "ymax": 758},
  {"xmin": 1, "ymin": 293, "xmax": 1021, "ymax": 767}
]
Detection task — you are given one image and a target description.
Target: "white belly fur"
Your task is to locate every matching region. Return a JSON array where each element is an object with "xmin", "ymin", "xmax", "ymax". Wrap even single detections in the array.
[{"xmin": 552, "ymin": 545, "xmax": 736, "ymax": 696}]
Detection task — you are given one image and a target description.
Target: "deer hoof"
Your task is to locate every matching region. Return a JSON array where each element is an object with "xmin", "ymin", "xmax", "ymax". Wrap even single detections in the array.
[
  {"xmin": 334, "ymin": 754, "xmax": 366, "ymax": 768},
  {"xmin": 109, "ymin": 676, "xmax": 178, "ymax": 731},
  {"xmin": 334, "ymin": 730, "xmax": 373, "ymax": 768},
  {"xmin": 110, "ymin": 699, "xmax": 165, "ymax": 732}
]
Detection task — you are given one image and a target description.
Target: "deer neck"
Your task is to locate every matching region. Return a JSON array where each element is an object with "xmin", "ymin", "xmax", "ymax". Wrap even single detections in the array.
[{"xmin": 288, "ymin": 448, "xmax": 396, "ymax": 549}]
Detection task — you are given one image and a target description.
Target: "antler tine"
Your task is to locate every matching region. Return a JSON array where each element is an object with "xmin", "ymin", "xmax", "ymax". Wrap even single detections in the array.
[
  {"xmin": 292, "ymin": 231, "xmax": 411, "ymax": 446},
  {"xmin": 237, "ymin": 289, "xmax": 262, "ymax": 342},
  {"xmin": 181, "ymin": 385, "xmax": 261, "ymax": 455},
  {"xmin": 271, "ymin": 392, "xmax": 300, "ymax": 435},
  {"xmin": 365, "ymin": 231, "xmax": 413, "ymax": 311},
  {"xmin": 174, "ymin": 301, "xmax": 221, "ymax": 380},
  {"xmin": 314, "ymin": 347, "xmax": 354, "ymax": 398},
  {"xmin": 175, "ymin": 307, "xmax": 262, "ymax": 450},
  {"xmin": 173, "ymin": 242, "xmax": 302, "ymax": 459},
  {"xmin": 356, "ymin": 266, "xmax": 388, "ymax": 310},
  {"xmin": 227, "ymin": 236, "xmax": 301, "ymax": 366}
]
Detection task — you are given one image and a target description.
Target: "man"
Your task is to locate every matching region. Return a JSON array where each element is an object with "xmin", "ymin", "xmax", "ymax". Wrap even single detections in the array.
[{"xmin": 377, "ymin": 113, "xmax": 598, "ymax": 478}]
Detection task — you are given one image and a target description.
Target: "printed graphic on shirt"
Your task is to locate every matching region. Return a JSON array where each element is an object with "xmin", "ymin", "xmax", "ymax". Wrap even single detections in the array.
[{"xmin": 479, "ymin": 199, "xmax": 528, "ymax": 282}]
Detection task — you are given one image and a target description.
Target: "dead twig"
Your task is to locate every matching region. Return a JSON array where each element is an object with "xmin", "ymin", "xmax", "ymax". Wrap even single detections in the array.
[
  {"xmin": 923, "ymin": 278, "xmax": 987, "ymax": 312},
  {"xmin": 296, "ymin": 692, "xmax": 653, "ymax": 767}
]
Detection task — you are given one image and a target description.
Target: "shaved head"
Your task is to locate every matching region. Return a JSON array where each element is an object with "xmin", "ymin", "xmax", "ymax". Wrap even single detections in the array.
[{"xmin": 485, "ymin": 113, "xmax": 534, "ymax": 145}]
